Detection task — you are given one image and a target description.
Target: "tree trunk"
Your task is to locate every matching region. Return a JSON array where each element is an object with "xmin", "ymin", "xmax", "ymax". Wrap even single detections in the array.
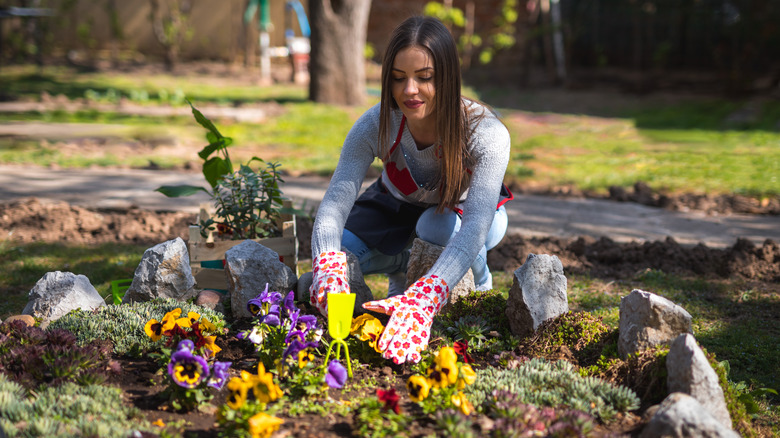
[{"xmin": 308, "ymin": 0, "xmax": 371, "ymax": 106}]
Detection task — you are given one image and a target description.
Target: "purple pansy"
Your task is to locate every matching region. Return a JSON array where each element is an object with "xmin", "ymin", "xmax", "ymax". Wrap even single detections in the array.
[
  {"xmin": 176, "ymin": 339, "xmax": 195, "ymax": 352},
  {"xmin": 283, "ymin": 290, "xmax": 296, "ymax": 315},
  {"xmin": 207, "ymin": 361, "xmax": 232, "ymax": 390},
  {"xmin": 282, "ymin": 339, "xmax": 319, "ymax": 361},
  {"xmin": 325, "ymin": 360, "xmax": 347, "ymax": 389},
  {"xmin": 167, "ymin": 348, "xmax": 210, "ymax": 389}
]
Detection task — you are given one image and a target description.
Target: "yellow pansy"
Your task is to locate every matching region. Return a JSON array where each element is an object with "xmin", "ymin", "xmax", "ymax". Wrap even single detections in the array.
[
  {"xmin": 203, "ymin": 335, "xmax": 221, "ymax": 358},
  {"xmin": 253, "ymin": 367, "xmax": 283, "ymax": 403},
  {"xmin": 144, "ymin": 319, "xmax": 164, "ymax": 341},
  {"xmin": 451, "ymin": 391, "xmax": 474, "ymax": 416},
  {"xmin": 200, "ymin": 317, "xmax": 217, "ymax": 332},
  {"xmin": 428, "ymin": 346, "xmax": 459, "ymax": 389},
  {"xmin": 298, "ymin": 349, "xmax": 314, "ymax": 368},
  {"xmin": 350, "ymin": 313, "xmax": 384, "ymax": 352},
  {"xmin": 226, "ymin": 377, "xmax": 249, "ymax": 410},
  {"xmin": 407, "ymin": 375, "xmax": 431, "ymax": 402},
  {"xmin": 248, "ymin": 412, "xmax": 284, "ymax": 438},
  {"xmin": 163, "ymin": 308, "xmax": 182, "ymax": 321},
  {"xmin": 457, "ymin": 363, "xmax": 477, "ymax": 389},
  {"xmin": 185, "ymin": 311, "xmax": 200, "ymax": 326}
]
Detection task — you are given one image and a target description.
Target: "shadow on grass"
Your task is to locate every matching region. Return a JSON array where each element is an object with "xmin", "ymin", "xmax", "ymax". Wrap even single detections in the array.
[
  {"xmin": 633, "ymin": 270, "xmax": 780, "ymax": 397},
  {"xmin": 0, "ymin": 73, "xmax": 307, "ymax": 106},
  {"xmin": 472, "ymin": 83, "xmax": 780, "ymax": 133},
  {"xmin": 0, "ymin": 241, "xmax": 148, "ymax": 318}
]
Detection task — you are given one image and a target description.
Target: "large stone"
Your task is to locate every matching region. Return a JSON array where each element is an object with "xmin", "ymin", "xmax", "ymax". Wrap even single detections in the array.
[
  {"xmin": 618, "ymin": 289, "xmax": 692, "ymax": 358},
  {"xmin": 122, "ymin": 237, "xmax": 196, "ymax": 304},
  {"xmin": 405, "ymin": 238, "xmax": 475, "ymax": 310},
  {"xmin": 344, "ymin": 250, "xmax": 382, "ymax": 314},
  {"xmin": 225, "ymin": 240, "xmax": 297, "ymax": 319},
  {"xmin": 22, "ymin": 271, "xmax": 105, "ymax": 325},
  {"xmin": 667, "ymin": 334, "xmax": 732, "ymax": 428},
  {"xmin": 505, "ymin": 253, "xmax": 568, "ymax": 337},
  {"xmin": 639, "ymin": 393, "xmax": 739, "ymax": 438}
]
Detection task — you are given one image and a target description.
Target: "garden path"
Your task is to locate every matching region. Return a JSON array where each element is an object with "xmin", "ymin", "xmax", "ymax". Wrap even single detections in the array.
[{"xmin": 0, "ymin": 164, "xmax": 777, "ymax": 249}]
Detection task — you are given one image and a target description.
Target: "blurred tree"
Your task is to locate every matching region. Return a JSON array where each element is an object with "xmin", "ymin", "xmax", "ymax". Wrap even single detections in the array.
[
  {"xmin": 308, "ymin": 0, "xmax": 371, "ymax": 106},
  {"xmin": 149, "ymin": 0, "xmax": 193, "ymax": 71}
]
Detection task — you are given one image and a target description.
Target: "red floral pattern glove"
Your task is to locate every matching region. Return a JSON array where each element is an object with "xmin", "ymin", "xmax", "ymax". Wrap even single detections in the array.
[
  {"xmin": 309, "ymin": 251, "xmax": 350, "ymax": 317},
  {"xmin": 362, "ymin": 275, "xmax": 449, "ymax": 364}
]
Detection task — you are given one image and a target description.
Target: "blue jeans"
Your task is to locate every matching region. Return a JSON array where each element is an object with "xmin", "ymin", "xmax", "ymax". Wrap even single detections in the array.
[{"xmin": 341, "ymin": 205, "xmax": 508, "ymax": 287}]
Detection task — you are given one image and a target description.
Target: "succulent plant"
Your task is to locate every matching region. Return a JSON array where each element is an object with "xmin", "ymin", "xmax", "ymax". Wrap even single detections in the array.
[
  {"xmin": 48, "ymin": 298, "xmax": 226, "ymax": 356},
  {"xmin": 0, "ymin": 373, "xmax": 149, "ymax": 437},
  {"xmin": 464, "ymin": 358, "xmax": 639, "ymax": 422}
]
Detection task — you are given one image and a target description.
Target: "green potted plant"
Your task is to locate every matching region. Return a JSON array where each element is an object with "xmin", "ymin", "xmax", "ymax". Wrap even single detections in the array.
[{"xmin": 156, "ymin": 102, "xmax": 302, "ymax": 284}]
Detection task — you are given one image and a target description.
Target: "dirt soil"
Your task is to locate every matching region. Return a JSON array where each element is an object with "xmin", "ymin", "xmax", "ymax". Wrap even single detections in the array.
[{"xmin": 2, "ymin": 196, "xmax": 779, "ymax": 437}]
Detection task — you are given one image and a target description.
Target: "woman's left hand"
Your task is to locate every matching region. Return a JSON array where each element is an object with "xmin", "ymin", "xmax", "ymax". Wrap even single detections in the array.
[{"xmin": 362, "ymin": 275, "xmax": 449, "ymax": 364}]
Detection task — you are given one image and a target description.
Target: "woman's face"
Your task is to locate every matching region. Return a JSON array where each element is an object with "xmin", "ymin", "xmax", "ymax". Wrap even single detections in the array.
[{"xmin": 391, "ymin": 46, "xmax": 436, "ymax": 129}]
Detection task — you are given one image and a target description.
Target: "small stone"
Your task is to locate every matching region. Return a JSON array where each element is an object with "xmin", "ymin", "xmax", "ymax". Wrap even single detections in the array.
[
  {"xmin": 195, "ymin": 290, "xmax": 224, "ymax": 310},
  {"xmin": 4, "ymin": 315, "xmax": 35, "ymax": 327}
]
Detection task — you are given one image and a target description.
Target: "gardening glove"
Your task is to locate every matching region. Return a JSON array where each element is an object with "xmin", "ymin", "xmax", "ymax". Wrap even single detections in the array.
[
  {"xmin": 362, "ymin": 275, "xmax": 449, "ymax": 364},
  {"xmin": 309, "ymin": 251, "xmax": 350, "ymax": 317}
]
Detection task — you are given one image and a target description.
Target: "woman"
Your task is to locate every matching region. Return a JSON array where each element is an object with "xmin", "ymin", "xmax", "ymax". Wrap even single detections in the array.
[{"xmin": 309, "ymin": 16, "xmax": 512, "ymax": 364}]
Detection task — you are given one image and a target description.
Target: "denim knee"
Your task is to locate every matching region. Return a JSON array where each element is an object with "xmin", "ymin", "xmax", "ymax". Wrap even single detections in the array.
[
  {"xmin": 415, "ymin": 207, "xmax": 459, "ymax": 246},
  {"xmin": 341, "ymin": 228, "xmax": 409, "ymax": 275}
]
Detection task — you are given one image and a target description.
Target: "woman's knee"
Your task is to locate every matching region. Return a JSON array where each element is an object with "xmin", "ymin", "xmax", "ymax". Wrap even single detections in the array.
[{"xmin": 415, "ymin": 207, "xmax": 460, "ymax": 246}]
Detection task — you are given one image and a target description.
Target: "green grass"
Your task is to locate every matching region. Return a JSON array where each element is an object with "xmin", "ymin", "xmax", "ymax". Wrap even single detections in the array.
[
  {"xmin": 0, "ymin": 241, "xmax": 147, "ymax": 318},
  {"xmin": 2, "ymin": 64, "xmax": 779, "ymax": 198},
  {"xmin": 0, "ymin": 65, "xmax": 307, "ymax": 105}
]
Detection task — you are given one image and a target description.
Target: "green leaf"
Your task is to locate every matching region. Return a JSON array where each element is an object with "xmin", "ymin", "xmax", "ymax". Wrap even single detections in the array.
[
  {"xmin": 155, "ymin": 185, "xmax": 209, "ymax": 197},
  {"xmin": 198, "ymin": 141, "xmax": 223, "ymax": 160},
  {"xmin": 188, "ymin": 100, "xmax": 223, "ymax": 139},
  {"xmin": 202, "ymin": 157, "xmax": 232, "ymax": 188}
]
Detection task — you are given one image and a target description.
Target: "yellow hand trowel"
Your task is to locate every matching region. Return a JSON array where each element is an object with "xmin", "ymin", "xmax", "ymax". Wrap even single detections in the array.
[{"xmin": 322, "ymin": 293, "xmax": 356, "ymax": 378}]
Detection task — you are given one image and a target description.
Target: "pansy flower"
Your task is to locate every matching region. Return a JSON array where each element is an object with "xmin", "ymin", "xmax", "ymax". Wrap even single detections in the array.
[
  {"xmin": 200, "ymin": 317, "xmax": 217, "ymax": 333},
  {"xmin": 226, "ymin": 376, "xmax": 250, "ymax": 410},
  {"xmin": 457, "ymin": 363, "xmax": 477, "ymax": 389},
  {"xmin": 407, "ymin": 375, "xmax": 431, "ymax": 402},
  {"xmin": 248, "ymin": 412, "xmax": 284, "ymax": 438},
  {"xmin": 298, "ymin": 349, "xmax": 314, "ymax": 368},
  {"xmin": 144, "ymin": 318, "xmax": 166, "ymax": 341},
  {"xmin": 237, "ymin": 326, "xmax": 265, "ymax": 345},
  {"xmin": 203, "ymin": 334, "xmax": 221, "ymax": 358},
  {"xmin": 282, "ymin": 290, "xmax": 296, "ymax": 315},
  {"xmin": 247, "ymin": 284, "xmax": 283, "ymax": 322},
  {"xmin": 325, "ymin": 360, "xmax": 347, "ymax": 389},
  {"xmin": 453, "ymin": 340, "xmax": 473, "ymax": 364},
  {"xmin": 283, "ymin": 339, "xmax": 319, "ymax": 362},
  {"xmin": 350, "ymin": 314, "xmax": 384, "ymax": 352},
  {"xmin": 377, "ymin": 387, "xmax": 401, "ymax": 414},
  {"xmin": 176, "ymin": 339, "xmax": 195, "ymax": 352},
  {"xmin": 252, "ymin": 363, "xmax": 283, "ymax": 403},
  {"xmin": 167, "ymin": 348, "xmax": 209, "ymax": 389},
  {"xmin": 451, "ymin": 391, "xmax": 474, "ymax": 416},
  {"xmin": 428, "ymin": 346, "xmax": 458, "ymax": 388},
  {"xmin": 207, "ymin": 361, "xmax": 232, "ymax": 390}
]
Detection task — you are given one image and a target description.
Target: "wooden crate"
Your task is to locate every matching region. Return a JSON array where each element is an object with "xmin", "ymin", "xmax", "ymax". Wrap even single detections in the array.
[{"xmin": 188, "ymin": 201, "xmax": 299, "ymax": 291}]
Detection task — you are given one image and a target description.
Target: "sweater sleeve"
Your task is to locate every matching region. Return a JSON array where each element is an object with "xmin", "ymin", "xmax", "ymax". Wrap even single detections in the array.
[
  {"xmin": 311, "ymin": 104, "xmax": 381, "ymax": 258},
  {"xmin": 426, "ymin": 109, "xmax": 511, "ymax": 288}
]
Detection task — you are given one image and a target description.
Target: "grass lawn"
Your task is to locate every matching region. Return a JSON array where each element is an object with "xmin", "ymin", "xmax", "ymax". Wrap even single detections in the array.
[{"xmin": 1, "ymin": 65, "xmax": 779, "ymax": 197}]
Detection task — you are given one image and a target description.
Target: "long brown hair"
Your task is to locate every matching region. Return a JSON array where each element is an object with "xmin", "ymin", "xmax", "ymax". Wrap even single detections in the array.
[{"xmin": 379, "ymin": 16, "xmax": 478, "ymax": 212}]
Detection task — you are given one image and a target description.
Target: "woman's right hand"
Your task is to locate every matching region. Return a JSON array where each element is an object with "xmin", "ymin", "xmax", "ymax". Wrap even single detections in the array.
[{"xmin": 309, "ymin": 251, "xmax": 351, "ymax": 316}]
